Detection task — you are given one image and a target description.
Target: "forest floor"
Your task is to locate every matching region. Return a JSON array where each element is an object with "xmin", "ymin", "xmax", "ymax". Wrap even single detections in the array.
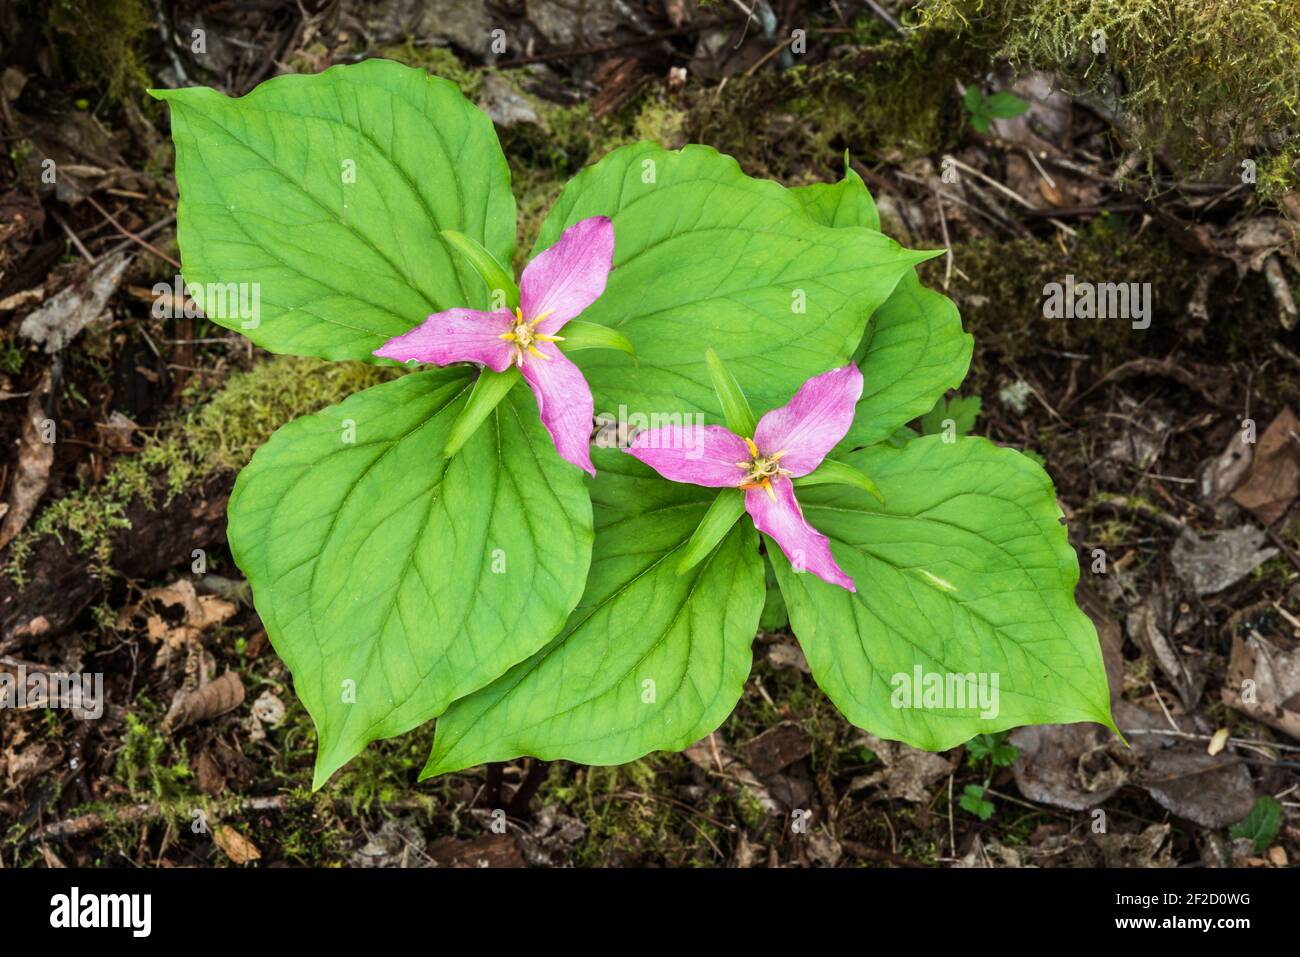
[{"xmin": 1, "ymin": 0, "xmax": 1298, "ymax": 868}]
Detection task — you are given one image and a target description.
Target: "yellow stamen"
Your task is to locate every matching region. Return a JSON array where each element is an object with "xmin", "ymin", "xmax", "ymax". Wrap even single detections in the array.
[
  {"xmin": 527, "ymin": 345, "xmax": 551, "ymax": 361},
  {"xmin": 528, "ymin": 309, "xmax": 554, "ymax": 328},
  {"xmin": 535, "ymin": 332, "xmax": 565, "ymax": 343},
  {"xmin": 762, "ymin": 478, "xmax": 776, "ymax": 502},
  {"xmin": 499, "ymin": 331, "xmax": 517, "ymax": 341},
  {"xmin": 744, "ymin": 437, "xmax": 760, "ymax": 458}
]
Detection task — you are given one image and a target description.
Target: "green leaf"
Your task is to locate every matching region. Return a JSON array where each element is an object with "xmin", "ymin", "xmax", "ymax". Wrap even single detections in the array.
[
  {"xmin": 984, "ymin": 92, "xmax": 1030, "ymax": 119},
  {"xmin": 705, "ymin": 347, "xmax": 757, "ymax": 437},
  {"xmin": 959, "ymin": 784, "xmax": 995, "ymax": 820},
  {"xmin": 227, "ymin": 369, "xmax": 592, "ymax": 787},
  {"xmin": 676, "ymin": 488, "xmax": 746, "ymax": 574},
  {"xmin": 962, "ymin": 85, "xmax": 985, "ymax": 114},
  {"xmin": 843, "ymin": 273, "xmax": 971, "ymax": 448},
  {"xmin": 555, "ymin": 320, "xmax": 636, "ymax": 358},
  {"xmin": 759, "ymin": 556, "xmax": 789, "ymax": 632},
  {"xmin": 920, "ymin": 394, "xmax": 982, "ymax": 438},
  {"xmin": 770, "ymin": 436, "xmax": 1116, "ymax": 751},
  {"xmin": 1229, "ymin": 795, "xmax": 1282, "ymax": 853},
  {"xmin": 966, "ymin": 731, "xmax": 1019, "ymax": 767},
  {"xmin": 441, "ymin": 229, "xmax": 519, "ymax": 310},
  {"xmin": 793, "ymin": 458, "xmax": 885, "ymax": 504},
  {"xmin": 532, "ymin": 142, "xmax": 932, "ymax": 423},
  {"xmin": 969, "ymin": 113, "xmax": 991, "ymax": 134},
  {"xmin": 788, "ymin": 174, "xmax": 971, "ymax": 451},
  {"xmin": 152, "ymin": 59, "xmax": 515, "ymax": 361},
  {"xmin": 423, "ymin": 448, "xmax": 765, "ymax": 775},
  {"xmin": 443, "ymin": 366, "xmax": 520, "ymax": 459},
  {"xmin": 793, "ymin": 156, "xmax": 880, "ymax": 231}
]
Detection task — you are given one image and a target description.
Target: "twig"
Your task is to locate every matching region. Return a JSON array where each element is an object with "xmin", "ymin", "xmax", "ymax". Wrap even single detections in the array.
[
  {"xmin": 49, "ymin": 209, "xmax": 96, "ymax": 265},
  {"xmin": 80, "ymin": 193, "xmax": 180, "ymax": 269}
]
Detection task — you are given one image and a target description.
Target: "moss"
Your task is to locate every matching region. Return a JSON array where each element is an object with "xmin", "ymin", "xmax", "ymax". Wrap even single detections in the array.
[
  {"xmin": 3, "ymin": 357, "xmax": 393, "ymax": 586},
  {"xmin": 114, "ymin": 712, "xmax": 194, "ymax": 802},
  {"xmin": 45, "ymin": 0, "xmax": 152, "ymax": 106},
  {"xmin": 688, "ymin": 28, "xmax": 973, "ymax": 179},
  {"xmin": 918, "ymin": 0, "xmax": 1300, "ymax": 191}
]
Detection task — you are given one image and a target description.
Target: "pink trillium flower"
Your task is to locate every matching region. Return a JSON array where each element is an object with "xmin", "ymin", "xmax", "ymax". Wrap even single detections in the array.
[
  {"xmin": 373, "ymin": 217, "xmax": 615, "ymax": 476},
  {"xmin": 625, "ymin": 365, "xmax": 863, "ymax": 591}
]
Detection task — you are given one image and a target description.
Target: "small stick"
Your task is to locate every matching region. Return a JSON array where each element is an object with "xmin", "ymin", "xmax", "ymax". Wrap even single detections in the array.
[
  {"xmin": 82, "ymin": 193, "xmax": 180, "ymax": 269},
  {"xmin": 49, "ymin": 209, "xmax": 96, "ymax": 265}
]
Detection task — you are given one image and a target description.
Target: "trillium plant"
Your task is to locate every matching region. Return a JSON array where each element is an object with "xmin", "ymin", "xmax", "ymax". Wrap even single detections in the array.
[{"xmin": 154, "ymin": 59, "xmax": 1116, "ymax": 787}]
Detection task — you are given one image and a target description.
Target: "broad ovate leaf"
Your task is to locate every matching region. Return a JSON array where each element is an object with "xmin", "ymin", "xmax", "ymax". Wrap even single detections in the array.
[
  {"xmin": 770, "ymin": 436, "xmax": 1115, "ymax": 750},
  {"xmin": 227, "ymin": 369, "xmax": 592, "ymax": 786},
  {"xmin": 844, "ymin": 272, "xmax": 972, "ymax": 447},
  {"xmin": 790, "ymin": 169, "xmax": 972, "ymax": 449},
  {"xmin": 152, "ymin": 59, "xmax": 515, "ymax": 361},
  {"xmin": 423, "ymin": 448, "xmax": 764, "ymax": 776},
  {"xmin": 532, "ymin": 142, "xmax": 933, "ymax": 422}
]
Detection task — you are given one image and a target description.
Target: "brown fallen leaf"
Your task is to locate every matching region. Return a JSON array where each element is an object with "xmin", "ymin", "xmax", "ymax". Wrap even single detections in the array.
[
  {"xmin": 213, "ymin": 824, "xmax": 261, "ymax": 864},
  {"xmin": 18, "ymin": 252, "xmax": 131, "ymax": 353},
  {"xmin": 1231, "ymin": 407, "xmax": 1300, "ymax": 524},
  {"xmin": 1222, "ymin": 628, "xmax": 1300, "ymax": 741},
  {"xmin": 0, "ymin": 367, "xmax": 55, "ymax": 551},
  {"xmin": 743, "ymin": 721, "xmax": 813, "ymax": 778},
  {"xmin": 126, "ymin": 579, "xmax": 238, "ymax": 671},
  {"xmin": 163, "ymin": 670, "xmax": 245, "ymax": 733}
]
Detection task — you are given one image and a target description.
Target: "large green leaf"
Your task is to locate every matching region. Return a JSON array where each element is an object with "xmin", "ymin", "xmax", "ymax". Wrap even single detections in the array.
[
  {"xmin": 770, "ymin": 436, "xmax": 1115, "ymax": 751},
  {"xmin": 227, "ymin": 369, "xmax": 592, "ymax": 787},
  {"xmin": 423, "ymin": 448, "xmax": 765, "ymax": 775},
  {"xmin": 532, "ymin": 142, "xmax": 932, "ymax": 422},
  {"xmin": 152, "ymin": 59, "xmax": 515, "ymax": 361},
  {"xmin": 790, "ymin": 169, "xmax": 973, "ymax": 449}
]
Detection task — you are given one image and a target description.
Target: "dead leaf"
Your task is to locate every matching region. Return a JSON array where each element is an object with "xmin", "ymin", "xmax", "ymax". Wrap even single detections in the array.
[
  {"xmin": 1200, "ymin": 427, "xmax": 1253, "ymax": 502},
  {"xmin": 0, "ymin": 367, "xmax": 55, "ymax": 550},
  {"xmin": 1170, "ymin": 525, "xmax": 1277, "ymax": 596},
  {"xmin": 428, "ymin": 832, "xmax": 524, "ymax": 868},
  {"xmin": 163, "ymin": 670, "xmax": 245, "ymax": 732},
  {"xmin": 1092, "ymin": 823, "xmax": 1173, "ymax": 868},
  {"xmin": 1231, "ymin": 407, "xmax": 1300, "ymax": 524},
  {"xmin": 765, "ymin": 638, "xmax": 810, "ymax": 673},
  {"xmin": 1222, "ymin": 628, "xmax": 1300, "ymax": 740},
  {"xmin": 847, "ymin": 733, "xmax": 954, "ymax": 803},
  {"xmin": 18, "ymin": 252, "xmax": 130, "ymax": 353},
  {"xmin": 743, "ymin": 722, "xmax": 812, "ymax": 777},
  {"xmin": 212, "ymin": 824, "xmax": 261, "ymax": 864},
  {"xmin": 1126, "ymin": 600, "xmax": 1205, "ymax": 709}
]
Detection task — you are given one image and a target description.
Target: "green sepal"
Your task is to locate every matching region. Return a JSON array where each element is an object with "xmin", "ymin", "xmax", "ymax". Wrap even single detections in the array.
[
  {"xmin": 794, "ymin": 458, "xmax": 886, "ymax": 504},
  {"xmin": 676, "ymin": 488, "xmax": 747, "ymax": 575},
  {"xmin": 443, "ymin": 366, "xmax": 520, "ymax": 459},
  {"xmin": 441, "ymin": 229, "xmax": 519, "ymax": 311},
  {"xmin": 556, "ymin": 320, "xmax": 636, "ymax": 360},
  {"xmin": 705, "ymin": 347, "xmax": 757, "ymax": 436}
]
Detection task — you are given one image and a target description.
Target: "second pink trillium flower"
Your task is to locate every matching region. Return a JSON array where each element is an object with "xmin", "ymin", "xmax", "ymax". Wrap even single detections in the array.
[
  {"xmin": 626, "ymin": 365, "xmax": 864, "ymax": 592},
  {"xmin": 373, "ymin": 217, "xmax": 615, "ymax": 476}
]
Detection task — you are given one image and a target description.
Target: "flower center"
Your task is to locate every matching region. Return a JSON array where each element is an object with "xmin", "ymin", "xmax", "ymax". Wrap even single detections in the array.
[
  {"xmin": 737, "ymin": 437, "xmax": 790, "ymax": 500},
  {"xmin": 499, "ymin": 307, "xmax": 562, "ymax": 367}
]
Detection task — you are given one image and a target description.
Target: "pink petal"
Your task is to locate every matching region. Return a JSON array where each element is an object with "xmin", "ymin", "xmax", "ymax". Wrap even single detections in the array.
[
  {"xmin": 519, "ymin": 341, "xmax": 596, "ymax": 476},
  {"xmin": 746, "ymin": 477, "xmax": 856, "ymax": 592},
  {"xmin": 625, "ymin": 425, "xmax": 751, "ymax": 487},
  {"xmin": 373, "ymin": 309, "xmax": 515, "ymax": 371},
  {"xmin": 520, "ymin": 217, "xmax": 614, "ymax": 334},
  {"xmin": 753, "ymin": 364, "xmax": 864, "ymax": 476}
]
